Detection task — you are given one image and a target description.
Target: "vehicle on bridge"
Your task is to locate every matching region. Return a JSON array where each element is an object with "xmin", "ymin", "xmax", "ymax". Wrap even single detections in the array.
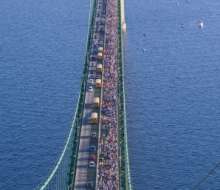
[
  {"xmin": 88, "ymin": 86, "xmax": 93, "ymax": 92},
  {"xmin": 89, "ymin": 161, "xmax": 95, "ymax": 167},
  {"xmin": 91, "ymin": 132, "xmax": 96, "ymax": 138},
  {"xmin": 90, "ymin": 145, "xmax": 96, "ymax": 152},
  {"xmin": 95, "ymin": 79, "xmax": 102, "ymax": 88},
  {"xmin": 96, "ymin": 74, "xmax": 101, "ymax": 79},
  {"xmin": 93, "ymin": 97, "xmax": 100, "ymax": 107},
  {"xmin": 98, "ymin": 47, "xmax": 103, "ymax": 53},
  {"xmin": 96, "ymin": 64, "xmax": 103, "ymax": 72},
  {"xmin": 97, "ymin": 53, "xmax": 103, "ymax": 60},
  {"xmin": 90, "ymin": 155, "xmax": 96, "ymax": 160},
  {"xmin": 91, "ymin": 112, "xmax": 98, "ymax": 123},
  {"xmin": 87, "ymin": 182, "xmax": 94, "ymax": 188}
]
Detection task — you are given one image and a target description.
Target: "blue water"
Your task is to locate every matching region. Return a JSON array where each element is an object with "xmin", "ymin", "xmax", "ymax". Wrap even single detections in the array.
[
  {"xmin": 0, "ymin": 0, "xmax": 89, "ymax": 189},
  {"xmin": 0, "ymin": 0, "xmax": 220, "ymax": 189},
  {"xmin": 124, "ymin": 0, "xmax": 220, "ymax": 189}
]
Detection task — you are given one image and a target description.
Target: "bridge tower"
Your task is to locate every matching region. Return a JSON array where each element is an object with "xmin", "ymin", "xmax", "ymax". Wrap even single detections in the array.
[{"xmin": 121, "ymin": 0, "xmax": 126, "ymax": 32}]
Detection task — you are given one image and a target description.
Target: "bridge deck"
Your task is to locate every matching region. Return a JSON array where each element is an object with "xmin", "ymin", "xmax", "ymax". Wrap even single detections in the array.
[
  {"xmin": 74, "ymin": 90, "xmax": 93, "ymax": 189},
  {"xmin": 74, "ymin": 0, "xmax": 107, "ymax": 189}
]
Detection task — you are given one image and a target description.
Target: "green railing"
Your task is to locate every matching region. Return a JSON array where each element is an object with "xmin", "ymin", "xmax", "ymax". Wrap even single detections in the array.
[
  {"xmin": 35, "ymin": 0, "xmax": 96, "ymax": 189},
  {"xmin": 117, "ymin": 0, "xmax": 132, "ymax": 189}
]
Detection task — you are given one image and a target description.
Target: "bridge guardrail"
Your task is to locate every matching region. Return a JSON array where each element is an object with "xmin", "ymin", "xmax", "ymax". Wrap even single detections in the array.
[{"xmin": 117, "ymin": 0, "xmax": 132, "ymax": 189}]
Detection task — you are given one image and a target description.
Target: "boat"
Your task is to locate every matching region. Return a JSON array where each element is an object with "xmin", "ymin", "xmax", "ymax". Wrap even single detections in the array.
[
  {"xmin": 143, "ymin": 29, "xmax": 146, "ymax": 36},
  {"xmin": 199, "ymin": 21, "xmax": 204, "ymax": 28},
  {"xmin": 182, "ymin": 23, "xmax": 185, "ymax": 27},
  {"xmin": 142, "ymin": 48, "xmax": 146, "ymax": 52}
]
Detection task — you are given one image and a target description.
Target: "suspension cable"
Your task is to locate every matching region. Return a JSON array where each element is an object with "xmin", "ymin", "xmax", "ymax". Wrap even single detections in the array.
[{"xmin": 193, "ymin": 162, "xmax": 220, "ymax": 190}]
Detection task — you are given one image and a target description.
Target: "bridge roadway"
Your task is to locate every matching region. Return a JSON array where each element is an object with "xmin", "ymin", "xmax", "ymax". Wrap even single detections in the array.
[
  {"xmin": 74, "ymin": 85, "xmax": 96, "ymax": 189},
  {"xmin": 74, "ymin": 0, "xmax": 107, "ymax": 189}
]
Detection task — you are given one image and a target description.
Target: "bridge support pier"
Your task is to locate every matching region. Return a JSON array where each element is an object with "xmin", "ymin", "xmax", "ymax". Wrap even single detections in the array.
[{"xmin": 121, "ymin": 0, "xmax": 126, "ymax": 32}]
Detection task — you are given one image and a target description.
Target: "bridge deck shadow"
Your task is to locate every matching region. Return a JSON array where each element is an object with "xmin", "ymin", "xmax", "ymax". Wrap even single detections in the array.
[
  {"xmin": 74, "ymin": 184, "xmax": 86, "ymax": 189},
  {"xmin": 77, "ymin": 157, "xmax": 88, "ymax": 161},
  {"xmin": 80, "ymin": 135, "xmax": 90, "ymax": 139},
  {"xmin": 78, "ymin": 148, "xmax": 89, "ymax": 153},
  {"xmin": 76, "ymin": 164, "xmax": 87, "ymax": 169}
]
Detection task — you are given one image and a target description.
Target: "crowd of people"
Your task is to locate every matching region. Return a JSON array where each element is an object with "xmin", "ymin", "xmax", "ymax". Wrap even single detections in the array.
[{"xmin": 97, "ymin": 0, "xmax": 119, "ymax": 189}]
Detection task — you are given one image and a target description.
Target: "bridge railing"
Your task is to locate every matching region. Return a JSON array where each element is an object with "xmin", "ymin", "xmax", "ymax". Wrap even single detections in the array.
[
  {"xmin": 117, "ymin": 0, "xmax": 132, "ymax": 189},
  {"xmin": 35, "ymin": 0, "xmax": 96, "ymax": 189}
]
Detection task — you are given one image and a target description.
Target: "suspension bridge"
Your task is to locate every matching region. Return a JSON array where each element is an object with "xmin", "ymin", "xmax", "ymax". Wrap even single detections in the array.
[{"xmin": 35, "ymin": 0, "xmax": 132, "ymax": 189}]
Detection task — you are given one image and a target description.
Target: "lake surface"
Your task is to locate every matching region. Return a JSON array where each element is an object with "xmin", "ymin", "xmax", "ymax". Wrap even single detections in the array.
[
  {"xmin": 1, "ymin": 0, "xmax": 220, "ymax": 189},
  {"xmin": 124, "ymin": 0, "xmax": 220, "ymax": 189}
]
